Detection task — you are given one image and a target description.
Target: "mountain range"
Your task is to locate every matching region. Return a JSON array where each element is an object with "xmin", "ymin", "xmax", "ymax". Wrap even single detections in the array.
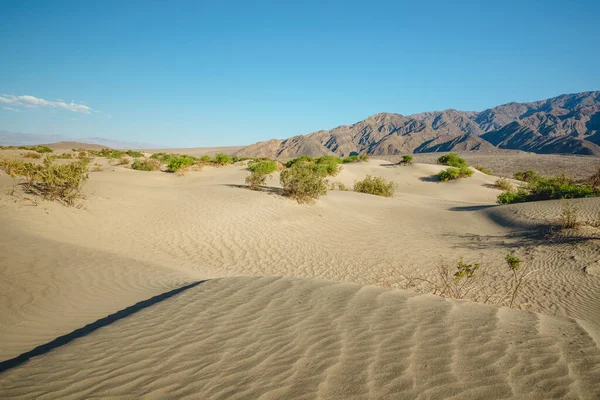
[
  {"xmin": 236, "ymin": 91, "xmax": 600, "ymax": 158},
  {"xmin": 0, "ymin": 131, "xmax": 159, "ymax": 149}
]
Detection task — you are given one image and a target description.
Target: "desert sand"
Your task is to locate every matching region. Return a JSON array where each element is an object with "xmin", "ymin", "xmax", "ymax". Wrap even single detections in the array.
[{"xmin": 1, "ymin": 156, "xmax": 599, "ymax": 398}]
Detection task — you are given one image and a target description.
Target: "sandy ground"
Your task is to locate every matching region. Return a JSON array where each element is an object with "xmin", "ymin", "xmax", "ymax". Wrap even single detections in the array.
[{"xmin": 1, "ymin": 156, "xmax": 599, "ymax": 398}]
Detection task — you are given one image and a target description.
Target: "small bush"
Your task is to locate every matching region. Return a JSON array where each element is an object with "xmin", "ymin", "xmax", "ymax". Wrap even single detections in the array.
[
  {"xmin": 559, "ymin": 202, "xmax": 579, "ymax": 229},
  {"xmin": 280, "ymin": 161, "xmax": 328, "ymax": 203},
  {"xmin": 353, "ymin": 175, "xmax": 397, "ymax": 197},
  {"xmin": 286, "ymin": 155, "xmax": 314, "ymax": 168},
  {"xmin": 495, "ymin": 178, "xmax": 513, "ymax": 191},
  {"xmin": 115, "ymin": 156, "xmax": 129, "ymax": 165},
  {"xmin": 438, "ymin": 166, "xmax": 473, "ymax": 181},
  {"xmin": 57, "ymin": 153, "xmax": 73, "ymax": 159},
  {"xmin": 358, "ymin": 154, "xmax": 369, "ymax": 162},
  {"xmin": 437, "ymin": 153, "xmax": 467, "ymax": 168},
  {"xmin": 514, "ymin": 170, "xmax": 539, "ymax": 183},
  {"xmin": 248, "ymin": 159, "xmax": 278, "ymax": 174},
  {"xmin": 474, "ymin": 165, "xmax": 492, "ymax": 175},
  {"xmin": 342, "ymin": 155, "xmax": 359, "ymax": 164},
  {"xmin": 23, "ymin": 152, "xmax": 42, "ymax": 159},
  {"xmin": 199, "ymin": 155, "xmax": 212, "ymax": 163},
  {"xmin": 214, "ymin": 153, "xmax": 232, "ymax": 165},
  {"xmin": 167, "ymin": 155, "xmax": 195, "ymax": 172},
  {"xmin": 32, "ymin": 145, "xmax": 53, "ymax": 154},
  {"xmin": 132, "ymin": 158, "xmax": 161, "ymax": 171},
  {"xmin": 397, "ymin": 155, "xmax": 413, "ymax": 166}
]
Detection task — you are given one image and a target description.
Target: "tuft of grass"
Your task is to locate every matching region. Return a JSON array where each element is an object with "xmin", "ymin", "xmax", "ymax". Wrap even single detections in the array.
[
  {"xmin": 559, "ymin": 202, "xmax": 579, "ymax": 229},
  {"xmin": 495, "ymin": 178, "xmax": 513, "ymax": 191},
  {"xmin": 353, "ymin": 175, "xmax": 397, "ymax": 197},
  {"xmin": 474, "ymin": 165, "xmax": 492, "ymax": 175},
  {"xmin": 131, "ymin": 158, "xmax": 161, "ymax": 171},
  {"xmin": 280, "ymin": 161, "xmax": 328, "ymax": 203}
]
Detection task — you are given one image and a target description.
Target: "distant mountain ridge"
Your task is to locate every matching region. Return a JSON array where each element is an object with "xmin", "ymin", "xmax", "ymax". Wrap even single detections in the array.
[
  {"xmin": 0, "ymin": 131, "xmax": 159, "ymax": 149},
  {"xmin": 236, "ymin": 91, "xmax": 600, "ymax": 158}
]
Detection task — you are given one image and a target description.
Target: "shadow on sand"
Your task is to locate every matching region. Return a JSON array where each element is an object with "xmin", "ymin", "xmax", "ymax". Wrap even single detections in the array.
[
  {"xmin": 225, "ymin": 184, "xmax": 285, "ymax": 197},
  {"xmin": 0, "ymin": 280, "xmax": 206, "ymax": 374}
]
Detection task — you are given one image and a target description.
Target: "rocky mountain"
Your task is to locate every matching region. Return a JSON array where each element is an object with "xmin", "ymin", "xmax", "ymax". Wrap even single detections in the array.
[{"xmin": 236, "ymin": 91, "xmax": 600, "ymax": 158}]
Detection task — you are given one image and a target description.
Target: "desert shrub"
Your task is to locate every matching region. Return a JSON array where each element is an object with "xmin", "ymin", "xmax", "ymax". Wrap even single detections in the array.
[
  {"xmin": 248, "ymin": 159, "xmax": 278, "ymax": 174},
  {"xmin": 495, "ymin": 178, "xmax": 513, "ymax": 191},
  {"xmin": 342, "ymin": 155, "xmax": 359, "ymax": 163},
  {"xmin": 125, "ymin": 150, "xmax": 144, "ymax": 158},
  {"xmin": 132, "ymin": 158, "xmax": 161, "ymax": 171},
  {"xmin": 329, "ymin": 181, "xmax": 349, "ymax": 191},
  {"xmin": 474, "ymin": 165, "xmax": 492, "ymax": 175},
  {"xmin": 586, "ymin": 168, "xmax": 600, "ymax": 188},
  {"xmin": 23, "ymin": 152, "xmax": 42, "ymax": 159},
  {"xmin": 232, "ymin": 156, "xmax": 251, "ymax": 163},
  {"xmin": 57, "ymin": 153, "xmax": 73, "ymax": 159},
  {"xmin": 115, "ymin": 155, "xmax": 129, "ymax": 165},
  {"xmin": 280, "ymin": 161, "xmax": 328, "ymax": 203},
  {"xmin": 32, "ymin": 145, "xmax": 53, "ymax": 154},
  {"xmin": 245, "ymin": 160, "xmax": 277, "ymax": 190},
  {"xmin": 167, "ymin": 155, "xmax": 195, "ymax": 172},
  {"xmin": 437, "ymin": 153, "xmax": 467, "ymax": 168},
  {"xmin": 353, "ymin": 175, "xmax": 397, "ymax": 197},
  {"xmin": 315, "ymin": 157, "xmax": 342, "ymax": 176},
  {"xmin": 198, "ymin": 155, "xmax": 211, "ymax": 163},
  {"xmin": 214, "ymin": 152, "xmax": 232, "ymax": 165},
  {"xmin": 513, "ymin": 170, "xmax": 539, "ymax": 183},
  {"xmin": 0, "ymin": 157, "xmax": 89, "ymax": 205},
  {"xmin": 438, "ymin": 166, "xmax": 472, "ymax": 181},
  {"xmin": 497, "ymin": 174, "xmax": 599, "ymax": 204},
  {"xmin": 286, "ymin": 155, "xmax": 314, "ymax": 168},
  {"xmin": 150, "ymin": 152, "xmax": 173, "ymax": 163},
  {"xmin": 397, "ymin": 155, "xmax": 413, "ymax": 165},
  {"xmin": 358, "ymin": 154, "xmax": 369, "ymax": 162}
]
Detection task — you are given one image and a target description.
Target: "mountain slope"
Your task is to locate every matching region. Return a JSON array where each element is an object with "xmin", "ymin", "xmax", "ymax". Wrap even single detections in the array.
[{"xmin": 236, "ymin": 91, "xmax": 600, "ymax": 158}]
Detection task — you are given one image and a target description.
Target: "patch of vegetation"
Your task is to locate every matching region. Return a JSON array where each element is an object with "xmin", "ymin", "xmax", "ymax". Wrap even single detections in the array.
[
  {"xmin": 245, "ymin": 160, "xmax": 278, "ymax": 190},
  {"xmin": 0, "ymin": 157, "xmax": 89, "ymax": 206},
  {"xmin": 397, "ymin": 155, "xmax": 413, "ymax": 166},
  {"xmin": 497, "ymin": 173, "xmax": 600, "ymax": 204},
  {"xmin": 167, "ymin": 155, "xmax": 195, "ymax": 172},
  {"xmin": 513, "ymin": 170, "xmax": 538, "ymax": 183},
  {"xmin": 213, "ymin": 152, "xmax": 233, "ymax": 165},
  {"xmin": 280, "ymin": 161, "xmax": 328, "ymax": 203},
  {"xmin": 285, "ymin": 155, "xmax": 314, "ymax": 168},
  {"xmin": 286, "ymin": 155, "xmax": 342, "ymax": 176},
  {"xmin": 474, "ymin": 165, "xmax": 492, "ymax": 175},
  {"xmin": 559, "ymin": 202, "xmax": 579, "ymax": 229},
  {"xmin": 23, "ymin": 152, "xmax": 42, "ymax": 159},
  {"xmin": 494, "ymin": 178, "xmax": 513, "ymax": 191},
  {"xmin": 437, "ymin": 153, "xmax": 467, "ymax": 168},
  {"xmin": 353, "ymin": 175, "xmax": 397, "ymax": 197},
  {"xmin": 438, "ymin": 166, "xmax": 473, "ymax": 181},
  {"xmin": 90, "ymin": 149, "xmax": 144, "ymax": 159},
  {"xmin": 199, "ymin": 155, "xmax": 212, "ymax": 163},
  {"xmin": 57, "ymin": 153, "xmax": 73, "ymax": 159},
  {"xmin": 329, "ymin": 181, "xmax": 349, "ymax": 191},
  {"xmin": 132, "ymin": 158, "xmax": 161, "ymax": 171}
]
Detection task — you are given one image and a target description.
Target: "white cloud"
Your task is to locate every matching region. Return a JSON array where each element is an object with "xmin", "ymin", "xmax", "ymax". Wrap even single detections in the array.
[
  {"xmin": 0, "ymin": 94, "xmax": 92, "ymax": 114},
  {"xmin": 2, "ymin": 107, "xmax": 20, "ymax": 112}
]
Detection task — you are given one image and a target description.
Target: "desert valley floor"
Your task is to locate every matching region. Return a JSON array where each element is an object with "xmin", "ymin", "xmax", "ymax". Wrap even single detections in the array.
[{"xmin": 1, "ymin": 155, "xmax": 600, "ymax": 399}]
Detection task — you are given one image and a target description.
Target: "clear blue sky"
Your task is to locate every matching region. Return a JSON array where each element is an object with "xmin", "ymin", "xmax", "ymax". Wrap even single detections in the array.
[{"xmin": 1, "ymin": 0, "xmax": 599, "ymax": 147}]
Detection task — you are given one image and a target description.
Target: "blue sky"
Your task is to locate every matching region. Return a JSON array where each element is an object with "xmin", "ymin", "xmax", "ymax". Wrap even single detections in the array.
[{"xmin": 1, "ymin": 0, "xmax": 599, "ymax": 147}]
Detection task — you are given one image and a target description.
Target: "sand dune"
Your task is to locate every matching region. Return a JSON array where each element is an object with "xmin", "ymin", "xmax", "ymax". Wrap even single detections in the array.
[
  {"xmin": 2, "ymin": 276, "xmax": 600, "ymax": 399},
  {"xmin": 1, "ymin": 157, "xmax": 599, "ymax": 398}
]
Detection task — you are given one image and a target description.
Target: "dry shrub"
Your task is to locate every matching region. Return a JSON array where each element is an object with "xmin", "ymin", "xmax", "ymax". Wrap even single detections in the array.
[
  {"xmin": 0, "ymin": 157, "xmax": 89, "ymax": 206},
  {"xmin": 131, "ymin": 158, "xmax": 160, "ymax": 171},
  {"xmin": 559, "ymin": 202, "xmax": 580, "ymax": 229},
  {"xmin": 495, "ymin": 178, "xmax": 513, "ymax": 191},
  {"xmin": 353, "ymin": 175, "xmax": 396, "ymax": 197},
  {"xmin": 23, "ymin": 152, "xmax": 42, "ymax": 159}
]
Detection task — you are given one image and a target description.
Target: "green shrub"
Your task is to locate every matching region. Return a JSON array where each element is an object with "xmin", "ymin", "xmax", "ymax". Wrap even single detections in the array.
[
  {"xmin": 245, "ymin": 160, "xmax": 278, "ymax": 190},
  {"xmin": 199, "ymin": 155, "xmax": 212, "ymax": 163},
  {"xmin": 495, "ymin": 178, "xmax": 513, "ymax": 191},
  {"xmin": 32, "ymin": 145, "xmax": 53, "ymax": 154},
  {"xmin": 57, "ymin": 153, "xmax": 73, "ymax": 159},
  {"xmin": 438, "ymin": 166, "xmax": 473, "ymax": 181},
  {"xmin": 167, "ymin": 155, "xmax": 195, "ymax": 172},
  {"xmin": 286, "ymin": 155, "xmax": 314, "ymax": 168},
  {"xmin": 513, "ymin": 170, "xmax": 539, "ymax": 183},
  {"xmin": 214, "ymin": 153, "xmax": 232, "ymax": 165},
  {"xmin": 474, "ymin": 165, "xmax": 492, "ymax": 175},
  {"xmin": 353, "ymin": 175, "xmax": 397, "ymax": 197},
  {"xmin": 437, "ymin": 153, "xmax": 467, "ymax": 168},
  {"xmin": 497, "ymin": 174, "xmax": 599, "ymax": 204},
  {"xmin": 150, "ymin": 152, "xmax": 173, "ymax": 163},
  {"xmin": 125, "ymin": 150, "xmax": 144, "ymax": 158},
  {"xmin": 280, "ymin": 161, "xmax": 328, "ymax": 203},
  {"xmin": 23, "ymin": 152, "xmax": 42, "ymax": 159},
  {"xmin": 342, "ymin": 155, "xmax": 359, "ymax": 163},
  {"xmin": 359, "ymin": 154, "xmax": 370, "ymax": 162},
  {"xmin": 248, "ymin": 159, "xmax": 278, "ymax": 174},
  {"xmin": 132, "ymin": 158, "xmax": 161, "ymax": 171},
  {"xmin": 398, "ymin": 155, "xmax": 413, "ymax": 165}
]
